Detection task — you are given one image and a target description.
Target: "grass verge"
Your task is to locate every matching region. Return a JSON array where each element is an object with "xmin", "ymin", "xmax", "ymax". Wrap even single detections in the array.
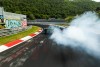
[{"xmin": 0, "ymin": 26, "xmax": 41, "ymax": 45}]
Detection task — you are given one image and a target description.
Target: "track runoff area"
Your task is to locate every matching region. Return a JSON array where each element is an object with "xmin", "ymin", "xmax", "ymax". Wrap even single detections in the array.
[{"xmin": 0, "ymin": 24, "xmax": 100, "ymax": 67}]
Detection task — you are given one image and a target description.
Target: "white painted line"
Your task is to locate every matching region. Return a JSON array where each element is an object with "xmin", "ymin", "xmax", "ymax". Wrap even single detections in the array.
[
  {"xmin": 0, "ymin": 45, "xmax": 9, "ymax": 52},
  {"xmin": 20, "ymin": 36, "xmax": 32, "ymax": 41},
  {"xmin": 34, "ymin": 32, "xmax": 39, "ymax": 35},
  {"xmin": 39, "ymin": 30, "xmax": 42, "ymax": 31}
]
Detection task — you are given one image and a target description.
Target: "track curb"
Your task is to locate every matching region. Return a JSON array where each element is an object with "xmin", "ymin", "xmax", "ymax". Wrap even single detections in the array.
[{"xmin": 0, "ymin": 28, "xmax": 43, "ymax": 53}]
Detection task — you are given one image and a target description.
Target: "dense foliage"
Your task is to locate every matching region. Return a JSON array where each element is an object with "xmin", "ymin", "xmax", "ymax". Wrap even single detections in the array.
[{"xmin": 0, "ymin": 0, "xmax": 100, "ymax": 20}]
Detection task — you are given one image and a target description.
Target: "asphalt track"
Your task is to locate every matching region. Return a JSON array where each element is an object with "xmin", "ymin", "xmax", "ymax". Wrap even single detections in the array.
[
  {"xmin": 22, "ymin": 25, "xmax": 100, "ymax": 67},
  {"xmin": 0, "ymin": 25, "xmax": 48, "ymax": 67},
  {"xmin": 0, "ymin": 24, "xmax": 100, "ymax": 67}
]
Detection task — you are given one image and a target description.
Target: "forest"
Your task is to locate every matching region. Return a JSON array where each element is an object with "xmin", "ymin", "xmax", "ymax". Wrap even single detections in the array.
[{"xmin": 0, "ymin": 0, "xmax": 100, "ymax": 20}]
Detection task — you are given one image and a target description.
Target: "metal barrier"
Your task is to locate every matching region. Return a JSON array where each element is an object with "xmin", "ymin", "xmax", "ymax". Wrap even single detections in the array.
[{"xmin": 0, "ymin": 26, "xmax": 32, "ymax": 37}]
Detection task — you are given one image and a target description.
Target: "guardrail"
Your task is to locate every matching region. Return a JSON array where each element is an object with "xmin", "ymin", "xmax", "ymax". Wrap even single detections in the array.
[
  {"xmin": 27, "ymin": 22, "xmax": 68, "ymax": 25},
  {"xmin": 0, "ymin": 26, "xmax": 32, "ymax": 37}
]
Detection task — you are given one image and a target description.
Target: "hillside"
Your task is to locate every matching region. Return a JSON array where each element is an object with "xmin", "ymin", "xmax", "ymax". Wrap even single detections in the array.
[{"xmin": 0, "ymin": 0, "xmax": 100, "ymax": 20}]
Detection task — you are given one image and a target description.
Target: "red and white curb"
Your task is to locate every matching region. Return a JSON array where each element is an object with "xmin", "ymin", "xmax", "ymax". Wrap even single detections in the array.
[{"xmin": 0, "ymin": 29, "xmax": 43, "ymax": 53}]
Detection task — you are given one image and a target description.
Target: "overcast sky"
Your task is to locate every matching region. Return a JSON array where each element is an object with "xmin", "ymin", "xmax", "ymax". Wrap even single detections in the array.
[{"xmin": 93, "ymin": 0, "xmax": 100, "ymax": 2}]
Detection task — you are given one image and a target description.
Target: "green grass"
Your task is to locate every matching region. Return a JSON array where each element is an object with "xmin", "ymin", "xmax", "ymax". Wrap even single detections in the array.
[{"xmin": 0, "ymin": 26, "xmax": 41, "ymax": 45}]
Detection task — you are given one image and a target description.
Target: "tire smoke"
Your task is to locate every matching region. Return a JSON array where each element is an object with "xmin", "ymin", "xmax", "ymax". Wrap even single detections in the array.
[{"xmin": 50, "ymin": 11, "xmax": 100, "ymax": 58}]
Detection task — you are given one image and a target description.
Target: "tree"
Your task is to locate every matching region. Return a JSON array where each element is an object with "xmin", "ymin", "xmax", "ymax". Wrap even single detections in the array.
[{"xmin": 0, "ymin": 0, "xmax": 99, "ymax": 19}]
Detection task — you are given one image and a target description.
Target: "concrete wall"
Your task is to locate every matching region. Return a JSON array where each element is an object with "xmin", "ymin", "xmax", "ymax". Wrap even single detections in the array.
[
  {"xmin": 4, "ymin": 12, "xmax": 27, "ymax": 28},
  {"xmin": 0, "ymin": 7, "xmax": 27, "ymax": 28},
  {"xmin": 5, "ymin": 19, "xmax": 21, "ymax": 28}
]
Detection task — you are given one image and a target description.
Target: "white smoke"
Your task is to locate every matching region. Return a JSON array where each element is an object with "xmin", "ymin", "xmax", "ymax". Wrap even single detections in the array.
[{"xmin": 50, "ymin": 11, "xmax": 100, "ymax": 58}]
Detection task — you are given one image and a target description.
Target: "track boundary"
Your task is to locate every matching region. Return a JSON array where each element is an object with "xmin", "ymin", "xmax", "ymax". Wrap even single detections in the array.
[{"xmin": 0, "ymin": 28, "xmax": 43, "ymax": 53}]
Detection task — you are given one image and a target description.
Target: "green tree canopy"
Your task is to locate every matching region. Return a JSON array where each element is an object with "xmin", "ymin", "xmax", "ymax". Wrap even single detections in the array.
[{"xmin": 0, "ymin": 0, "xmax": 100, "ymax": 19}]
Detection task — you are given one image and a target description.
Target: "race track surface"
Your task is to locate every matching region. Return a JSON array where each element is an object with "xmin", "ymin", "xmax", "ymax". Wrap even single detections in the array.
[
  {"xmin": 0, "ymin": 25, "xmax": 100, "ymax": 67},
  {"xmin": 22, "ymin": 33, "xmax": 100, "ymax": 67}
]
